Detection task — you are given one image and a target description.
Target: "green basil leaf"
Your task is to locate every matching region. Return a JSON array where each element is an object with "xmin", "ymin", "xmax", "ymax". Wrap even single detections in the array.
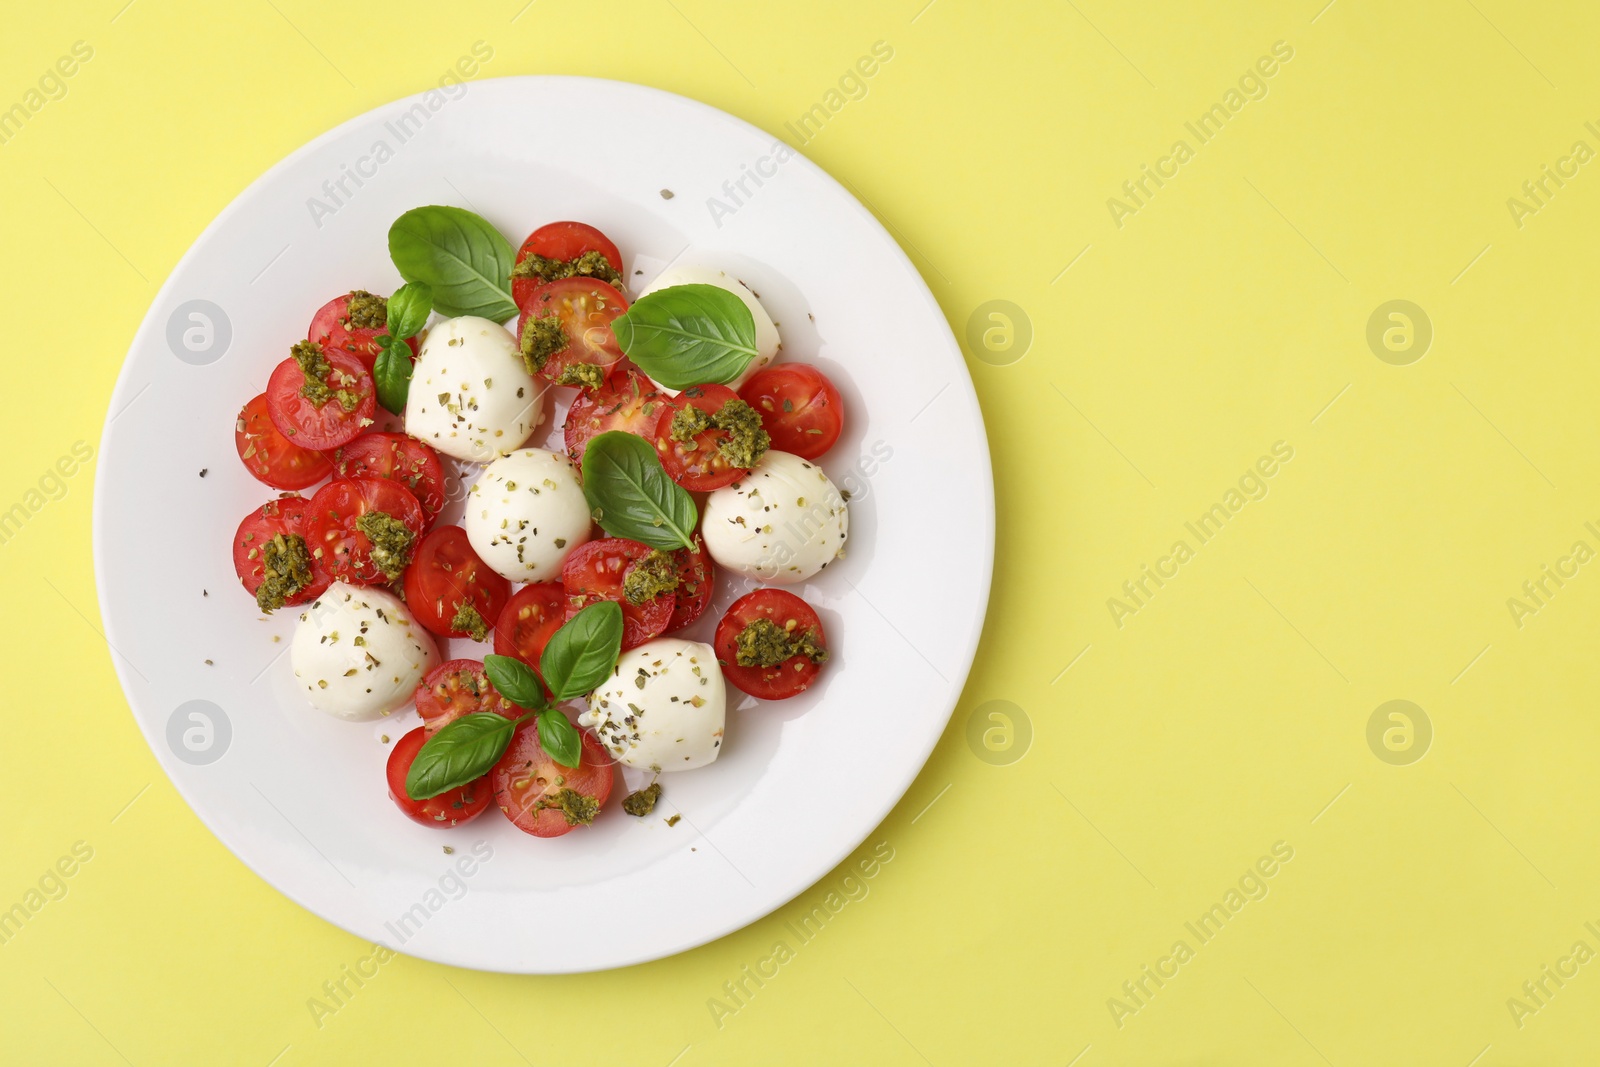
[
  {"xmin": 483, "ymin": 654, "xmax": 548, "ymax": 711},
  {"xmin": 388, "ymin": 206, "xmax": 517, "ymax": 322},
  {"xmin": 610, "ymin": 283, "xmax": 758, "ymax": 389},
  {"xmin": 387, "ymin": 280, "xmax": 433, "ymax": 340},
  {"xmin": 540, "ymin": 600, "xmax": 624, "ymax": 702},
  {"xmin": 373, "ymin": 337, "xmax": 413, "ymax": 415},
  {"xmin": 405, "ymin": 712, "xmax": 517, "ymax": 800},
  {"xmin": 536, "ymin": 709, "xmax": 583, "ymax": 770},
  {"xmin": 580, "ymin": 431, "xmax": 698, "ymax": 551}
]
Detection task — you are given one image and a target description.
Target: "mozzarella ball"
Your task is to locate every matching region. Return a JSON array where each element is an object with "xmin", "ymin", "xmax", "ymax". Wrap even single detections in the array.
[
  {"xmin": 464, "ymin": 449, "xmax": 592, "ymax": 582},
  {"xmin": 701, "ymin": 451, "xmax": 848, "ymax": 584},
  {"xmin": 405, "ymin": 315, "xmax": 546, "ymax": 462},
  {"xmin": 639, "ymin": 266, "xmax": 780, "ymax": 393},
  {"xmin": 291, "ymin": 582, "xmax": 439, "ymax": 721},
  {"xmin": 579, "ymin": 639, "xmax": 725, "ymax": 771}
]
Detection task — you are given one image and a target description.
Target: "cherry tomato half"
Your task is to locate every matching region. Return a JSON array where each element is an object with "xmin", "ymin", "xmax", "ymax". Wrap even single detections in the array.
[
  {"xmin": 308, "ymin": 291, "xmax": 418, "ymax": 373},
  {"xmin": 235, "ymin": 393, "xmax": 332, "ymax": 490},
  {"xmin": 714, "ymin": 589, "xmax": 829, "ymax": 700},
  {"xmin": 307, "ymin": 477, "xmax": 425, "ymax": 585},
  {"xmin": 739, "ymin": 363, "xmax": 845, "ymax": 460},
  {"xmin": 231, "ymin": 495, "xmax": 332, "ymax": 610},
  {"xmin": 491, "ymin": 719, "xmax": 613, "ymax": 838},
  {"xmin": 333, "ymin": 433, "xmax": 448, "ymax": 527},
  {"xmin": 402, "ymin": 525, "xmax": 510, "ymax": 641},
  {"xmin": 386, "ymin": 726, "xmax": 492, "ymax": 827},
  {"xmin": 666, "ymin": 537, "xmax": 714, "ymax": 633},
  {"xmin": 517, "ymin": 278, "xmax": 628, "ymax": 388},
  {"xmin": 563, "ymin": 370, "xmax": 667, "ymax": 465},
  {"xmin": 650, "ymin": 383, "xmax": 749, "ymax": 491},
  {"xmin": 414, "ymin": 659, "xmax": 518, "ymax": 736},
  {"xmin": 493, "ymin": 582, "xmax": 567, "ymax": 674},
  {"xmin": 561, "ymin": 537, "xmax": 673, "ymax": 650},
  {"xmin": 265, "ymin": 345, "xmax": 375, "ymax": 452},
  {"xmin": 512, "ymin": 222, "xmax": 624, "ymax": 310}
]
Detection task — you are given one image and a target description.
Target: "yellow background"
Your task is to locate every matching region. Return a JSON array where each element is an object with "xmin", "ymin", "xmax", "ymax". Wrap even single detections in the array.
[{"xmin": 2, "ymin": 0, "xmax": 1597, "ymax": 1063}]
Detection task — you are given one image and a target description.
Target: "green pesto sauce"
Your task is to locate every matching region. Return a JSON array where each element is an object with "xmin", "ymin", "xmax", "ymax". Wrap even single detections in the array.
[
  {"xmin": 450, "ymin": 600, "xmax": 490, "ymax": 642},
  {"xmin": 291, "ymin": 340, "xmax": 334, "ymax": 406},
  {"xmin": 711, "ymin": 398, "xmax": 770, "ymax": 469},
  {"xmin": 255, "ymin": 532, "xmax": 313, "ymax": 613},
  {"xmin": 510, "ymin": 250, "xmax": 624, "ymax": 290},
  {"xmin": 354, "ymin": 510, "xmax": 416, "ymax": 581},
  {"xmin": 344, "ymin": 289, "xmax": 388, "ymax": 330},
  {"xmin": 538, "ymin": 788, "xmax": 599, "ymax": 826},
  {"xmin": 670, "ymin": 397, "xmax": 770, "ymax": 469},
  {"xmin": 519, "ymin": 314, "xmax": 568, "ymax": 373},
  {"xmin": 291, "ymin": 340, "xmax": 360, "ymax": 411},
  {"xmin": 622, "ymin": 549, "xmax": 680, "ymax": 606},
  {"xmin": 669, "ymin": 404, "xmax": 713, "ymax": 442},
  {"xmin": 735, "ymin": 617, "xmax": 828, "ymax": 668},
  {"xmin": 622, "ymin": 781, "xmax": 662, "ymax": 817},
  {"xmin": 554, "ymin": 362, "xmax": 606, "ymax": 391}
]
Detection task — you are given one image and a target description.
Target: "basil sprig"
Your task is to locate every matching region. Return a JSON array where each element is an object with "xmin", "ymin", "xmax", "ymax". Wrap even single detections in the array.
[
  {"xmin": 580, "ymin": 431, "xmax": 698, "ymax": 551},
  {"xmin": 373, "ymin": 281, "xmax": 431, "ymax": 414},
  {"xmin": 404, "ymin": 603, "xmax": 624, "ymax": 797},
  {"xmin": 610, "ymin": 283, "xmax": 758, "ymax": 389},
  {"xmin": 388, "ymin": 205, "xmax": 518, "ymax": 322},
  {"xmin": 483, "ymin": 654, "xmax": 579, "ymax": 771}
]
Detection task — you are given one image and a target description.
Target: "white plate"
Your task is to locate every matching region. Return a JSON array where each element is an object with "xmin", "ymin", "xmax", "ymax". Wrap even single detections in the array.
[{"xmin": 94, "ymin": 76, "xmax": 992, "ymax": 973}]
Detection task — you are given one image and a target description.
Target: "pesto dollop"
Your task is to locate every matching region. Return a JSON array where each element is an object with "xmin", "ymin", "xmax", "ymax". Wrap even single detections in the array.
[
  {"xmin": 537, "ymin": 787, "xmax": 599, "ymax": 826},
  {"xmin": 735, "ymin": 617, "xmax": 828, "ymax": 668},
  {"xmin": 670, "ymin": 398, "xmax": 770, "ymax": 469},
  {"xmin": 519, "ymin": 314, "xmax": 568, "ymax": 373},
  {"xmin": 354, "ymin": 510, "xmax": 416, "ymax": 581},
  {"xmin": 291, "ymin": 340, "xmax": 361, "ymax": 411},
  {"xmin": 710, "ymin": 398, "xmax": 769, "ymax": 468},
  {"xmin": 622, "ymin": 781, "xmax": 662, "ymax": 817},
  {"xmin": 554, "ymin": 362, "xmax": 606, "ymax": 391},
  {"xmin": 669, "ymin": 404, "xmax": 713, "ymax": 442},
  {"xmin": 622, "ymin": 549, "xmax": 680, "ymax": 605},
  {"xmin": 450, "ymin": 600, "xmax": 490, "ymax": 642},
  {"xmin": 510, "ymin": 250, "xmax": 624, "ymax": 290},
  {"xmin": 344, "ymin": 289, "xmax": 388, "ymax": 330},
  {"xmin": 255, "ymin": 532, "xmax": 314, "ymax": 613}
]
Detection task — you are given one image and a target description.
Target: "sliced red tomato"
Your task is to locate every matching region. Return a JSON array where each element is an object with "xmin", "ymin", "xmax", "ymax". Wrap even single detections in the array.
[
  {"xmin": 650, "ymin": 383, "xmax": 750, "ymax": 491},
  {"xmin": 666, "ymin": 537, "xmax": 714, "ymax": 633},
  {"xmin": 306, "ymin": 477, "xmax": 425, "ymax": 585},
  {"xmin": 231, "ymin": 495, "xmax": 332, "ymax": 610},
  {"xmin": 414, "ymin": 659, "xmax": 518, "ymax": 736},
  {"xmin": 563, "ymin": 370, "xmax": 666, "ymax": 464},
  {"xmin": 307, "ymin": 291, "xmax": 418, "ymax": 372},
  {"xmin": 235, "ymin": 392, "xmax": 332, "ymax": 490},
  {"xmin": 491, "ymin": 719, "xmax": 613, "ymax": 838},
  {"xmin": 402, "ymin": 525, "xmax": 510, "ymax": 641},
  {"xmin": 512, "ymin": 222, "xmax": 624, "ymax": 309},
  {"xmin": 714, "ymin": 589, "xmax": 829, "ymax": 700},
  {"xmin": 517, "ymin": 278, "xmax": 628, "ymax": 388},
  {"xmin": 333, "ymin": 433, "xmax": 448, "ymax": 526},
  {"xmin": 561, "ymin": 537, "xmax": 673, "ymax": 650},
  {"xmin": 493, "ymin": 582, "xmax": 567, "ymax": 672},
  {"xmin": 265, "ymin": 344, "xmax": 375, "ymax": 451},
  {"xmin": 387, "ymin": 726, "xmax": 492, "ymax": 826},
  {"xmin": 740, "ymin": 363, "xmax": 845, "ymax": 459}
]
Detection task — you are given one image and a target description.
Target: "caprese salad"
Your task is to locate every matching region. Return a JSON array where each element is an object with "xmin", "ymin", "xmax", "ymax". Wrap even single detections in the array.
[{"xmin": 229, "ymin": 207, "xmax": 850, "ymax": 839}]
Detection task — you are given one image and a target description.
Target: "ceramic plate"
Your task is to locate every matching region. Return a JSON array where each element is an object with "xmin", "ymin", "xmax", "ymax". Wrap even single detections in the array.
[{"xmin": 94, "ymin": 76, "xmax": 992, "ymax": 972}]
